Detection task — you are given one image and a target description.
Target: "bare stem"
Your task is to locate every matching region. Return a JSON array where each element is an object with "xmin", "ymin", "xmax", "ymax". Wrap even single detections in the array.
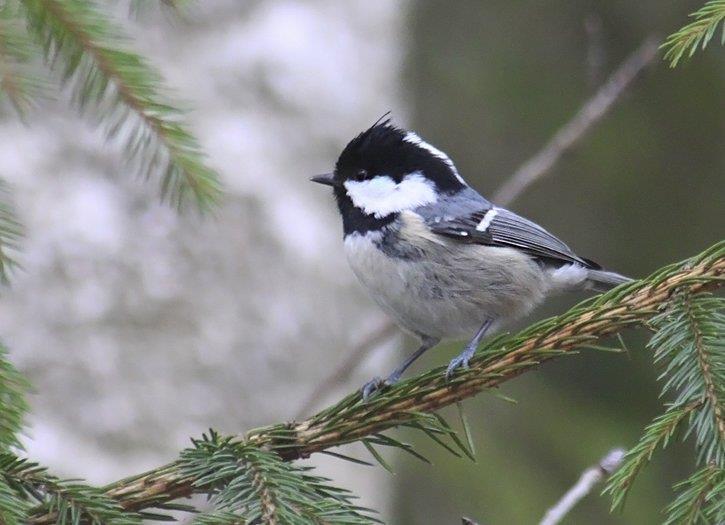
[
  {"xmin": 493, "ymin": 36, "xmax": 660, "ymax": 205},
  {"xmin": 539, "ymin": 448, "xmax": 625, "ymax": 525}
]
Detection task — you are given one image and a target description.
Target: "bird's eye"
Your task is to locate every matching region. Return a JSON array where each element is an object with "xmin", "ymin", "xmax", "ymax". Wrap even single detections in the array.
[{"xmin": 354, "ymin": 169, "xmax": 368, "ymax": 181}]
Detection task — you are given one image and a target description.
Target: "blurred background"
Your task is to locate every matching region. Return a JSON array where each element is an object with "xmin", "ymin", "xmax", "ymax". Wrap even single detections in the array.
[{"xmin": 0, "ymin": 1, "xmax": 722, "ymax": 523}]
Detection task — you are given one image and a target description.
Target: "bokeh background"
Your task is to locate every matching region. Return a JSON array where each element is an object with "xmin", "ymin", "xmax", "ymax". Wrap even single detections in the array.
[{"xmin": 0, "ymin": 1, "xmax": 723, "ymax": 523}]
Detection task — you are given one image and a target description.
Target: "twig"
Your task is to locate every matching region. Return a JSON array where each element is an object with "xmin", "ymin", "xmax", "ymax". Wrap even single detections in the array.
[
  {"xmin": 298, "ymin": 36, "xmax": 661, "ymax": 415},
  {"xmin": 493, "ymin": 36, "xmax": 659, "ymax": 205},
  {"xmin": 539, "ymin": 448, "xmax": 626, "ymax": 525},
  {"xmin": 27, "ymin": 242, "xmax": 722, "ymax": 522}
]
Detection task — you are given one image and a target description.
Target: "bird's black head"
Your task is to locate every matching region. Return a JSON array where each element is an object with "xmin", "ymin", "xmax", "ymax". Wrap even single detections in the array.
[{"xmin": 312, "ymin": 119, "xmax": 467, "ymax": 235}]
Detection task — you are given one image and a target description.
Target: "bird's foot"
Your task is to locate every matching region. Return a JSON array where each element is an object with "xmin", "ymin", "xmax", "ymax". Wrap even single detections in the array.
[
  {"xmin": 361, "ymin": 376, "xmax": 386, "ymax": 400},
  {"xmin": 361, "ymin": 373, "xmax": 402, "ymax": 401},
  {"xmin": 445, "ymin": 346, "xmax": 476, "ymax": 380}
]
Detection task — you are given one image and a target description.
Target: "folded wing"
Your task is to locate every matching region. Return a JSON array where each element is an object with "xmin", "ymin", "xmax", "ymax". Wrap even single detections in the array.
[{"xmin": 429, "ymin": 207, "xmax": 600, "ymax": 269}]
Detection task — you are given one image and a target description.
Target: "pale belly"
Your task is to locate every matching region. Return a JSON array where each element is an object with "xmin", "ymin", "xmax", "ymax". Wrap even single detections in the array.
[{"xmin": 344, "ymin": 231, "xmax": 549, "ymax": 340}]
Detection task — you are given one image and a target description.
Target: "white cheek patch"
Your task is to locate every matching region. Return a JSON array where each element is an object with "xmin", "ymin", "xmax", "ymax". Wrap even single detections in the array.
[
  {"xmin": 344, "ymin": 172, "xmax": 438, "ymax": 218},
  {"xmin": 403, "ymin": 131, "xmax": 467, "ymax": 185}
]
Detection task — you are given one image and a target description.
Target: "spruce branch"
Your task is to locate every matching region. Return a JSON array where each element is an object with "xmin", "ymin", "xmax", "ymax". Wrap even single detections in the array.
[
  {"xmin": 0, "ymin": 1, "xmax": 47, "ymax": 115},
  {"xmin": 605, "ymin": 278, "xmax": 724, "ymax": 514},
  {"xmin": 18, "ymin": 0, "xmax": 222, "ymax": 211},
  {"xmin": 604, "ymin": 401, "xmax": 703, "ymax": 511},
  {"xmin": 652, "ymin": 294, "xmax": 725, "ymax": 464},
  {"xmin": 664, "ymin": 464, "xmax": 724, "ymax": 525},
  {"xmin": 0, "ymin": 452, "xmax": 143, "ymax": 524},
  {"xmin": 128, "ymin": 0, "xmax": 193, "ymax": 18},
  {"xmin": 0, "ymin": 179, "xmax": 23, "ymax": 286},
  {"xmin": 662, "ymin": 0, "xmax": 725, "ymax": 67},
  {"xmin": 0, "ymin": 473, "xmax": 30, "ymax": 525},
  {"xmin": 0, "ymin": 342, "xmax": 29, "ymax": 451},
  {"xmin": 21, "ymin": 241, "xmax": 721, "ymax": 523},
  {"xmin": 178, "ymin": 431, "xmax": 378, "ymax": 524}
]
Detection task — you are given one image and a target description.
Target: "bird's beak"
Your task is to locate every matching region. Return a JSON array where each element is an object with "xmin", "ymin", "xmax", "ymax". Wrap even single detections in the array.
[{"xmin": 310, "ymin": 173, "xmax": 338, "ymax": 187}]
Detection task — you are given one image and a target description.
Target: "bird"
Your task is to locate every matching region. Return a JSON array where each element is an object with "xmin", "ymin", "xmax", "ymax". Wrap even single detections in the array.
[{"xmin": 311, "ymin": 117, "xmax": 630, "ymax": 399}]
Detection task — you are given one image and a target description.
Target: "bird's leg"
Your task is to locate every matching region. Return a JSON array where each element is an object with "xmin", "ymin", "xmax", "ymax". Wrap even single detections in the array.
[
  {"xmin": 362, "ymin": 335, "xmax": 440, "ymax": 400},
  {"xmin": 386, "ymin": 335, "xmax": 440, "ymax": 384},
  {"xmin": 446, "ymin": 318, "xmax": 493, "ymax": 379}
]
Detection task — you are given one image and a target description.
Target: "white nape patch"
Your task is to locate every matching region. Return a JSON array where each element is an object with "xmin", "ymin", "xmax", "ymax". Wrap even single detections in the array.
[
  {"xmin": 549, "ymin": 264, "xmax": 588, "ymax": 290},
  {"xmin": 475, "ymin": 207, "xmax": 498, "ymax": 232},
  {"xmin": 344, "ymin": 172, "xmax": 437, "ymax": 218},
  {"xmin": 403, "ymin": 131, "xmax": 466, "ymax": 185}
]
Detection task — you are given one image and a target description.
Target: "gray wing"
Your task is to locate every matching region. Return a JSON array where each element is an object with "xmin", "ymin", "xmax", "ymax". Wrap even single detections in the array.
[{"xmin": 429, "ymin": 207, "xmax": 600, "ymax": 269}]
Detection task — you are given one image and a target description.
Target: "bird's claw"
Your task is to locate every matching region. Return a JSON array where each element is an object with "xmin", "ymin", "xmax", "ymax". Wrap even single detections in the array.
[
  {"xmin": 446, "ymin": 349, "xmax": 474, "ymax": 380},
  {"xmin": 361, "ymin": 376, "xmax": 386, "ymax": 401}
]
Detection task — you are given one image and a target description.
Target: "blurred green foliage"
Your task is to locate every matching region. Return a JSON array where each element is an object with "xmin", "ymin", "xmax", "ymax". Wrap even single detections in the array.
[{"xmin": 394, "ymin": 1, "xmax": 724, "ymax": 523}]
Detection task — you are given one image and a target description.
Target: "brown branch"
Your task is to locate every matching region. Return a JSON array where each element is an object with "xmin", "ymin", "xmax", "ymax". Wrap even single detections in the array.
[
  {"xmin": 24, "ymin": 244, "xmax": 721, "ymax": 523},
  {"xmin": 250, "ymin": 463, "xmax": 278, "ymax": 525},
  {"xmin": 492, "ymin": 36, "xmax": 660, "ymax": 205},
  {"xmin": 297, "ymin": 36, "xmax": 661, "ymax": 416}
]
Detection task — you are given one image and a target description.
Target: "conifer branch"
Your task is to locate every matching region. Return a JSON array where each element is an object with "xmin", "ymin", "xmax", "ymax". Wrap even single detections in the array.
[
  {"xmin": 662, "ymin": 0, "xmax": 725, "ymax": 67},
  {"xmin": 23, "ymin": 241, "xmax": 721, "ymax": 522},
  {"xmin": 604, "ymin": 401, "xmax": 703, "ymax": 511},
  {"xmin": 0, "ymin": 343, "xmax": 29, "ymax": 451},
  {"xmin": 128, "ymin": 0, "xmax": 193, "ymax": 18},
  {"xmin": 0, "ymin": 452, "xmax": 143, "ymax": 524},
  {"xmin": 663, "ymin": 464, "xmax": 725, "ymax": 524},
  {"xmin": 684, "ymin": 295, "xmax": 725, "ymax": 445},
  {"xmin": 0, "ymin": 473, "xmax": 30, "ymax": 525},
  {"xmin": 0, "ymin": 2, "xmax": 46, "ymax": 114},
  {"xmin": 605, "ymin": 267, "xmax": 724, "ymax": 516},
  {"xmin": 178, "ymin": 431, "xmax": 377, "ymax": 524},
  {"xmin": 649, "ymin": 293, "xmax": 725, "ymax": 466},
  {"xmin": 0, "ymin": 179, "xmax": 23, "ymax": 286},
  {"xmin": 18, "ymin": 0, "xmax": 222, "ymax": 211}
]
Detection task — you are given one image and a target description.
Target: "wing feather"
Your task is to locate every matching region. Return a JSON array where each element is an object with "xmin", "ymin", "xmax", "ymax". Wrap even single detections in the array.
[{"xmin": 429, "ymin": 207, "xmax": 598, "ymax": 268}]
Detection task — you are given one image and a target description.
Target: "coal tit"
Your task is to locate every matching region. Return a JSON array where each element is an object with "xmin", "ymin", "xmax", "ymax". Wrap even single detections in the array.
[{"xmin": 312, "ymin": 118, "xmax": 630, "ymax": 399}]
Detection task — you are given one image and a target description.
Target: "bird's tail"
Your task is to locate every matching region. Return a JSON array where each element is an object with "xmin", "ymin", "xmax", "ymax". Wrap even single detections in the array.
[{"xmin": 585, "ymin": 269, "xmax": 633, "ymax": 292}]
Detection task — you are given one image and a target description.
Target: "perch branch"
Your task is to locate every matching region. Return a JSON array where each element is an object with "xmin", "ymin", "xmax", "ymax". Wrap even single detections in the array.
[{"xmin": 25, "ymin": 242, "xmax": 723, "ymax": 523}]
